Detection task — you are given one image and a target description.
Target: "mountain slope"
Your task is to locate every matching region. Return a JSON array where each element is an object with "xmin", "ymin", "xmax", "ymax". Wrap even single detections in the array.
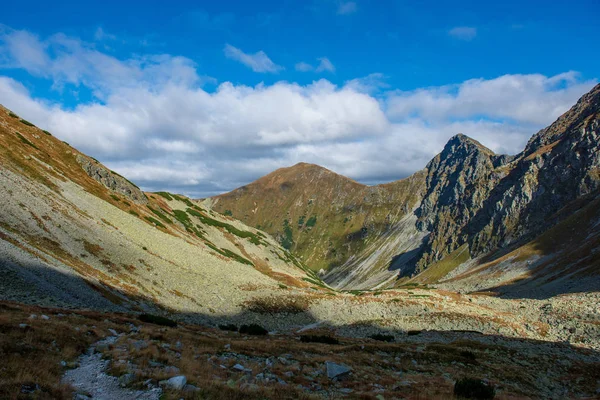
[
  {"xmin": 209, "ymin": 83, "xmax": 600, "ymax": 292},
  {"xmin": 0, "ymin": 105, "xmax": 317, "ymax": 318},
  {"xmin": 205, "ymin": 162, "xmax": 426, "ymax": 288}
]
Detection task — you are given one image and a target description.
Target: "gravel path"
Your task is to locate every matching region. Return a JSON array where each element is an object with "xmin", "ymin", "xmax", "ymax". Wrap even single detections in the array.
[{"xmin": 62, "ymin": 336, "xmax": 161, "ymax": 400}]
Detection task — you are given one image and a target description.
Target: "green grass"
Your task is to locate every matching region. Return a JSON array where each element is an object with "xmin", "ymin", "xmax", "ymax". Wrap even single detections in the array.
[
  {"xmin": 305, "ymin": 215, "xmax": 317, "ymax": 228},
  {"xmin": 172, "ymin": 194, "xmax": 194, "ymax": 207},
  {"xmin": 203, "ymin": 241, "xmax": 253, "ymax": 266},
  {"xmin": 129, "ymin": 210, "xmax": 139, "ymax": 217},
  {"xmin": 42, "ymin": 130, "xmax": 52, "ymax": 136},
  {"xmin": 8, "ymin": 112, "xmax": 18, "ymax": 118},
  {"xmin": 187, "ymin": 208, "xmax": 264, "ymax": 245},
  {"xmin": 412, "ymin": 244, "xmax": 470, "ymax": 284},
  {"xmin": 14, "ymin": 132, "xmax": 38, "ymax": 150},
  {"xmin": 223, "ymin": 210, "xmax": 233, "ymax": 216},
  {"xmin": 110, "ymin": 194, "xmax": 120, "ymax": 202},
  {"xmin": 280, "ymin": 219, "xmax": 294, "ymax": 250},
  {"xmin": 145, "ymin": 216, "xmax": 166, "ymax": 229},
  {"xmin": 154, "ymin": 192, "xmax": 174, "ymax": 201},
  {"xmin": 19, "ymin": 119, "xmax": 35, "ymax": 127},
  {"xmin": 147, "ymin": 206, "xmax": 172, "ymax": 224}
]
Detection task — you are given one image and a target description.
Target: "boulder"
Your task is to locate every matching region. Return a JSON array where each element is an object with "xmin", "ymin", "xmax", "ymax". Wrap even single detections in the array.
[{"xmin": 325, "ymin": 361, "xmax": 352, "ymax": 379}]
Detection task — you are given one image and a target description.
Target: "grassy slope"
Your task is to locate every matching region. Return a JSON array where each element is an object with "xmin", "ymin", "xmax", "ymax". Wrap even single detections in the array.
[{"xmin": 209, "ymin": 163, "xmax": 426, "ymax": 273}]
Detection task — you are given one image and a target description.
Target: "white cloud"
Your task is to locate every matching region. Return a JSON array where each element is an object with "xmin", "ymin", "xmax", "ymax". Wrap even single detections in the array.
[
  {"xmin": 345, "ymin": 73, "xmax": 389, "ymax": 94},
  {"xmin": 295, "ymin": 62, "xmax": 313, "ymax": 72},
  {"xmin": 448, "ymin": 26, "xmax": 477, "ymax": 41},
  {"xmin": 337, "ymin": 1, "xmax": 357, "ymax": 15},
  {"xmin": 297, "ymin": 58, "xmax": 335, "ymax": 73},
  {"xmin": 223, "ymin": 44, "xmax": 283, "ymax": 73},
  {"xmin": 386, "ymin": 72, "xmax": 592, "ymax": 125},
  {"xmin": 0, "ymin": 27, "xmax": 596, "ymax": 197},
  {"xmin": 316, "ymin": 57, "xmax": 335, "ymax": 73}
]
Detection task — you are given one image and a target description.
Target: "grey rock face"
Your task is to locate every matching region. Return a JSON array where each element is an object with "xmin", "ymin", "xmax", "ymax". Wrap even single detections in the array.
[
  {"xmin": 407, "ymin": 83, "xmax": 600, "ymax": 276},
  {"xmin": 76, "ymin": 154, "xmax": 147, "ymax": 204}
]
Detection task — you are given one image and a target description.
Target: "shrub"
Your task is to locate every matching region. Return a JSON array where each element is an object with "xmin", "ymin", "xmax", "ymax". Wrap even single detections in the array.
[
  {"xmin": 453, "ymin": 378, "xmax": 495, "ymax": 399},
  {"xmin": 239, "ymin": 324, "xmax": 268, "ymax": 336},
  {"xmin": 305, "ymin": 215, "xmax": 317, "ymax": 227},
  {"xmin": 139, "ymin": 314, "xmax": 177, "ymax": 327},
  {"xmin": 223, "ymin": 210, "xmax": 233, "ymax": 216},
  {"xmin": 280, "ymin": 219, "xmax": 294, "ymax": 250},
  {"xmin": 110, "ymin": 194, "xmax": 120, "ymax": 202},
  {"xmin": 407, "ymin": 330, "xmax": 421, "ymax": 336},
  {"xmin": 8, "ymin": 111, "xmax": 18, "ymax": 118},
  {"xmin": 218, "ymin": 324, "xmax": 238, "ymax": 332},
  {"xmin": 300, "ymin": 335, "xmax": 339, "ymax": 345},
  {"xmin": 370, "ymin": 334, "xmax": 395, "ymax": 342},
  {"xmin": 460, "ymin": 350, "xmax": 477, "ymax": 361},
  {"xmin": 42, "ymin": 130, "xmax": 52, "ymax": 136},
  {"xmin": 129, "ymin": 210, "xmax": 139, "ymax": 216},
  {"xmin": 20, "ymin": 119, "xmax": 35, "ymax": 127}
]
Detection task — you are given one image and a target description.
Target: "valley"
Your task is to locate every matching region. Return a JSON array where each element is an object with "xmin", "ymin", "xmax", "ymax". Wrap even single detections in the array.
[{"xmin": 0, "ymin": 84, "xmax": 599, "ymax": 399}]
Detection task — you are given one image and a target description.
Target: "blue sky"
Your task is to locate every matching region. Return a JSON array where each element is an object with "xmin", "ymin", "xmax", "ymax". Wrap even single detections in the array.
[{"xmin": 0, "ymin": 0, "xmax": 599, "ymax": 196}]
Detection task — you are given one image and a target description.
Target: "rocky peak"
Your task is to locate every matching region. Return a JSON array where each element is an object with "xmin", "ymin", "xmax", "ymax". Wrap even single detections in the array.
[{"xmin": 524, "ymin": 83, "xmax": 600, "ymax": 157}]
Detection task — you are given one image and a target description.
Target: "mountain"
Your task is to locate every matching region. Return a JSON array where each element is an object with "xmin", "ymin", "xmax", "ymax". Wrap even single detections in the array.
[
  {"xmin": 0, "ymin": 105, "xmax": 317, "ymax": 317},
  {"xmin": 205, "ymin": 162, "xmax": 427, "ymax": 288},
  {"xmin": 208, "ymin": 83, "xmax": 600, "ymax": 293},
  {"xmin": 1, "ymin": 91, "xmax": 600, "ymax": 400}
]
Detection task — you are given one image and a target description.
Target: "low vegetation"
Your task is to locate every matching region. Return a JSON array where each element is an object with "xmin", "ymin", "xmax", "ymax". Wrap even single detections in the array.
[
  {"xmin": 238, "ymin": 324, "xmax": 268, "ymax": 335},
  {"xmin": 138, "ymin": 313, "xmax": 177, "ymax": 327},
  {"xmin": 299, "ymin": 335, "xmax": 339, "ymax": 345},
  {"xmin": 453, "ymin": 378, "xmax": 495, "ymax": 399}
]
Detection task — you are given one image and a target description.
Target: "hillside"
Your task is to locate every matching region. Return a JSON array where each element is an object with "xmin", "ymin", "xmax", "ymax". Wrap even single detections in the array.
[
  {"xmin": 205, "ymin": 162, "xmax": 427, "ymax": 288},
  {"xmin": 208, "ymin": 83, "xmax": 600, "ymax": 292},
  {"xmin": 0, "ymin": 105, "xmax": 319, "ymax": 319}
]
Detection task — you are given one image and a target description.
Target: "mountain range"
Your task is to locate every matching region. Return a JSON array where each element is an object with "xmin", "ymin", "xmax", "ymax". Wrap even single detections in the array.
[
  {"xmin": 1, "ymin": 81, "xmax": 600, "ymax": 399},
  {"xmin": 208, "ymin": 83, "xmax": 600, "ymax": 294}
]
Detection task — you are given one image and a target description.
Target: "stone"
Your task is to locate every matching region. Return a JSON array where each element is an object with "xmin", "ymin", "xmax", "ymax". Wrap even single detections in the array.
[
  {"xmin": 118, "ymin": 373, "xmax": 135, "ymax": 387},
  {"xmin": 164, "ymin": 375, "xmax": 187, "ymax": 390},
  {"xmin": 108, "ymin": 329, "xmax": 118, "ymax": 336},
  {"xmin": 325, "ymin": 361, "xmax": 352, "ymax": 379},
  {"xmin": 232, "ymin": 364, "xmax": 246, "ymax": 371},
  {"xmin": 41, "ymin": 315, "xmax": 50, "ymax": 320}
]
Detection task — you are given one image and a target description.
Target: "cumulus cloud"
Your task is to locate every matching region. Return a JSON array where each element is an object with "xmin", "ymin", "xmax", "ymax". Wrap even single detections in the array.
[
  {"xmin": 448, "ymin": 26, "xmax": 477, "ymax": 41},
  {"xmin": 223, "ymin": 44, "xmax": 283, "ymax": 73},
  {"xmin": 0, "ymin": 27, "xmax": 596, "ymax": 197},
  {"xmin": 337, "ymin": 1, "xmax": 357, "ymax": 15}
]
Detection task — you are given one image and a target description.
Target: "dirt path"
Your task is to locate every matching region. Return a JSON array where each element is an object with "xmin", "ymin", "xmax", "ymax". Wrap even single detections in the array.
[{"xmin": 62, "ymin": 336, "xmax": 161, "ymax": 400}]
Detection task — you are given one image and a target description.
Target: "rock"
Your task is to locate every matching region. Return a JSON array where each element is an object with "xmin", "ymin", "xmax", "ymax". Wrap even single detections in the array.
[
  {"xmin": 232, "ymin": 364, "xmax": 246, "ymax": 372},
  {"xmin": 41, "ymin": 315, "xmax": 50, "ymax": 320},
  {"xmin": 108, "ymin": 329, "xmax": 118, "ymax": 336},
  {"xmin": 131, "ymin": 340, "xmax": 148, "ymax": 351},
  {"xmin": 164, "ymin": 375, "xmax": 187, "ymax": 390},
  {"xmin": 339, "ymin": 388, "xmax": 354, "ymax": 394},
  {"xmin": 325, "ymin": 361, "xmax": 352, "ymax": 379},
  {"xmin": 19, "ymin": 324, "xmax": 28, "ymax": 328},
  {"xmin": 183, "ymin": 384, "xmax": 200, "ymax": 392},
  {"xmin": 118, "ymin": 373, "xmax": 135, "ymax": 387},
  {"xmin": 76, "ymin": 154, "xmax": 148, "ymax": 204}
]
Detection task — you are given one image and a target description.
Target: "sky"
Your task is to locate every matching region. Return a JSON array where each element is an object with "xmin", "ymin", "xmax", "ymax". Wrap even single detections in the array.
[{"xmin": 0, "ymin": 0, "xmax": 599, "ymax": 197}]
